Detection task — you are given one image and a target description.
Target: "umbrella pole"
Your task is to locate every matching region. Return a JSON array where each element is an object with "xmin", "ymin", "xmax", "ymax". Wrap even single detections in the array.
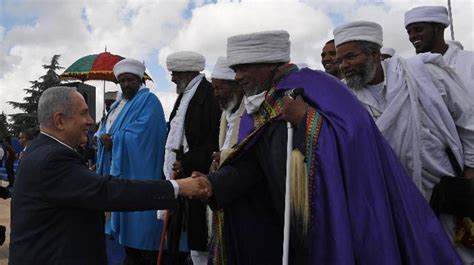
[
  {"xmin": 447, "ymin": 0, "xmax": 455, "ymax": 40},
  {"xmin": 103, "ymin": 80, "xmax": 106, "ymax": 119}
]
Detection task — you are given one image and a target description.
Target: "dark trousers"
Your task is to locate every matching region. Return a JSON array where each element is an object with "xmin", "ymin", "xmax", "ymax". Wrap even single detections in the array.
[
  {"xmin": 0, "ymin": 187, "xmax": 10, "ymax": 199},
  {"xmin": 5, "ymin": 163, "xmax": 14, "ymax": 187},
  {"xmin": 161, "ymin": 251, "xmax": 192, "ymax": 265},
  {"xmin": 122, "ymin": 247, "xmax": 158, "ymax": 265},
  {"xmin": 0, "ymin": 225, "xmax": 5, "ymax": 246}
]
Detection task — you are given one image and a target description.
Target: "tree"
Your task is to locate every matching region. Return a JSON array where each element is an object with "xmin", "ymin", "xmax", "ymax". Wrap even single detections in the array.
[
  {"xmin": 8, "ymin": 55, "xmax": 63, "ymax": 135},
  {"xmin": 0, "ymin": 112, "xmax": 9, "ymax": 139}
]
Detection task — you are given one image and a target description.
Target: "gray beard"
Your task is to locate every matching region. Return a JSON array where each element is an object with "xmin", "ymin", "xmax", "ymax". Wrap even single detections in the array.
[
  {"xmin": 244, "ymin": 85, "xmax": 261, "ymax": 97},
  {"xmin": 176, "ymin": 80, "xmax": 189, "ymax": 94},
  {"xmin": 221, "ymin": 94, "xmax": 239, "ymax": 113},
  {"xmin": 346, "ymin": 56, "xmax": 376, "ymax": 91},
  {"xmin": 245, "ymin": 82, "xmax": 270, "ymax": 98}
]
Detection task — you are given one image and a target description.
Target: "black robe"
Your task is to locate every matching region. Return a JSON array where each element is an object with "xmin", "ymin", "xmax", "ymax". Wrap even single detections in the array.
[
  {"xmin": 208, "ymin": 118, "xmax": 306, "ymax": 265},
  {"xmin": 166, "ymin": 77, "xmax": 221, "ymax": 255}
]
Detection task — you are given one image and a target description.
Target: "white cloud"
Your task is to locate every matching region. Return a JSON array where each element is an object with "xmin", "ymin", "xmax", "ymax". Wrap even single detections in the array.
[
  {"xmin": 158, "ymin": 1, "xmax": 333, "ymax": 72},
  {"xmin": 82, "ymin": 0, "xmax": 187, "ymax": 58},
  {"xmin": 302, "ymin": 0, "xmax": 358, "ymax": 14},
  {"xmin": 0, "ymin": 26, "xmax": 5, "ymax": 43},
  {"xmin": 154, "ymin": 90, "xmax": 178, "ymax": 120}
]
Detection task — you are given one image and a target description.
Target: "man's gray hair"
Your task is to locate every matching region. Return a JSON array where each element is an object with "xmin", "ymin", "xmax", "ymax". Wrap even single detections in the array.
[{"xmin": 38, "ymin": 86, "xmax": 77, "ymax": 128}]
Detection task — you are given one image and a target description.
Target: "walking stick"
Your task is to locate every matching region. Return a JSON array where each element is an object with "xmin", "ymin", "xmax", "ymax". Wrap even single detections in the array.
[
  {"xmin": 157, "ymin": 210, "xmax": 169, "ymax": 265},
  {"xmin": 282, "ymin": 120, "xmax": 293, "ymax": 265},
  {"xmin": 157, "ymin": 146, "xmax": 184, "ymax": 265},
  {"xmin": 282, "ymin": 88, "xmax": 303, "ymax": 265}
]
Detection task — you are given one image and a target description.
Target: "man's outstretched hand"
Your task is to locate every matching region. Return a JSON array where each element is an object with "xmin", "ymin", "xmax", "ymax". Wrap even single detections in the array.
[{"xmin": 175, "ymin": 174, "xmax": 212, "ymax": 198}]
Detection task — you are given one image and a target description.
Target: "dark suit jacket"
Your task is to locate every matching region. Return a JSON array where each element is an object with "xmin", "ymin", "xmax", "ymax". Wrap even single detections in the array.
[
  {"xmin": 9, "ymin": 134, "xmax": 177, "ymax": 265},
  {"xmin": 168, "ymin": 77, "xmax": 221, "ymax": 250}
]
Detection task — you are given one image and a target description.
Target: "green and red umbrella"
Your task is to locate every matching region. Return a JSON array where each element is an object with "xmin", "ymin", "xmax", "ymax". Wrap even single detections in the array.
[{"xmin": 60, "ymin": 52, "xmax": 152, "ymax": 83}]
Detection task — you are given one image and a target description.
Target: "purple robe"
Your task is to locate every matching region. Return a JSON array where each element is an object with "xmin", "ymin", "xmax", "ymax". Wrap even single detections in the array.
[{"xmin": 218, "ymin": 68, "xmax": 461, "ymax": 264}]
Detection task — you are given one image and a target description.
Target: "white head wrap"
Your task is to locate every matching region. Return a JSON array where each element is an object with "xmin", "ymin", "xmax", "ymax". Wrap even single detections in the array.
[
  {"xmin": 113, "ymin": 58, "xmax": 145, "ymax": 79},
  {"xmin": 381, "ymin": 47, "xmax": 396, "ymax": 56},
  {"xmin": 404, "ymin": 6, "xmax": 450, "ymax": 28},
  {"xmin": 166, "ymin": 51, "xmax": 205, "ymax": 72},
  {"xmin": 227, "ymin": 30, "xmax": 290, "ymax": 67},
  {"xmin": 211, "ymin": 57, "xmax": 235, "ymax": 80},
  {"xmin": 333, "ymin": 21, "xmax": 383, "ymax": 47}
]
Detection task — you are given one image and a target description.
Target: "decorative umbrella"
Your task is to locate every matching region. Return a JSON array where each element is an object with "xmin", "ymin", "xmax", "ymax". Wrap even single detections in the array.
[{"xmin": 60, "ymin": 51, "xmax": 152, "ymax": 83}]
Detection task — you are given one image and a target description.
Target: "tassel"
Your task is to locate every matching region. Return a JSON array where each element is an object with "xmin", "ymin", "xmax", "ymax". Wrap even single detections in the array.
[{"xmin": 290, "ymin": 149, "xmax": 310, "ymax": 240}]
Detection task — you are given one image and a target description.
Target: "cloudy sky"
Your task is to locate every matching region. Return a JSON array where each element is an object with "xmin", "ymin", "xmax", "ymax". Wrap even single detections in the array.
[{"xmin": 1, "ymin": 0, "xmax": 472, "ymax": 121}]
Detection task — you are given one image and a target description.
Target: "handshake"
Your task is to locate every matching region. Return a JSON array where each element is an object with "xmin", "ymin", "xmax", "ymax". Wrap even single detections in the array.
[{"xmin": 174, "ymin": 172, "xmax": 213, "ymax": 199}]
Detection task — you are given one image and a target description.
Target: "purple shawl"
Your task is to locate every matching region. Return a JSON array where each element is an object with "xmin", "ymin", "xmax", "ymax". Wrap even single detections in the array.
[{"xmin": 238, "ymin": 68, "xmax": 461, "ymax": 264}]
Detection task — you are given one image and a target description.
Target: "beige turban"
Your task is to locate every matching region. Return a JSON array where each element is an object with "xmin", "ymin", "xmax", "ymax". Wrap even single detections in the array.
[
  {"xmin": 211, "ymin": 57, "xmax": 235, "ymax": 80},
  {"xmin": 404, "ymin": 6, "xmax": 450, "ymax": 28},
  {"xmin": 381, "ymin": 47, "xmax": 396, "ymax": 56},
  {"xmin": 333, "ymin": 21, "xmax": 383, "ymax": 47},
  {"xmin": 226, "ymin": 30, "xmax": 290, "ymax": 67},
  {"xmin": 113, "ymin": 58, "xmax": 146, "ymax": 79},
  {"xmin": 166, "ymin": 51, "xmax": 205, "ymax": 72}
]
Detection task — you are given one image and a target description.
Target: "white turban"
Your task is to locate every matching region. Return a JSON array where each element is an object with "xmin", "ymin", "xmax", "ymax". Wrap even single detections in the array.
[
  {"xmin": 166, "ymin": 51, "xmax": 205, "ymax": 72},
  {"xmin": 227, "ymin": 30, "xmax": 290, "ymax": 67},
  {"xmin": 381, "ymin": 47, "xmax": 396, "ymax": 56},
  {"xmin": 404, "ymin": 6, "xmax": 450, "ymax": 28},
  {"xmin": 211, "ymin": 56, "xmax": 235, "ymax": 80},
  {"xmin": 333, "ymin": 21, "xmax": 383, "ymax": 47},
  {"xmin": 113, "ymin": 58, "xmax": 145, "ymax": 79}
]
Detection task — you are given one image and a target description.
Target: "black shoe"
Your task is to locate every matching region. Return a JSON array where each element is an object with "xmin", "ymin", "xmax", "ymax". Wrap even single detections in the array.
[{"xmin": 0, "ymin": 225, "xmax": 6, "ymax": 246}]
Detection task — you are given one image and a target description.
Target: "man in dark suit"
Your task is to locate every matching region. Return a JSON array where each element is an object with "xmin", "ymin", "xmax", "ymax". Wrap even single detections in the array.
[
  {"xmin": 3, "ymin": 135, "xmax": 15, "ymax": 188},
  {"xmin": 9, "ymin": 86, "xmax": 211, "ymax": 265},
  {"xmin": 162, "ymin": 51, "xmax": 221, "ymax": 264}
]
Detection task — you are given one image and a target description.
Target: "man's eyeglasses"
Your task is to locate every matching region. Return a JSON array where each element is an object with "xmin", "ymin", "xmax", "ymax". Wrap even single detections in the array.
[{"xmin": 335, "ymin": 52, "xmax": 364, "ymax": 65}]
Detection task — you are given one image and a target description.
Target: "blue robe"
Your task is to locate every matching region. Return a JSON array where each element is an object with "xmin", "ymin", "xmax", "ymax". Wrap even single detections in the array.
[
  {"xmin": 212, "ymin": 67, "xmax": 461, "ymax": 264},
  {"xmin": 96, "ymin": 88, "xmax": 167, "ymax": 250}
]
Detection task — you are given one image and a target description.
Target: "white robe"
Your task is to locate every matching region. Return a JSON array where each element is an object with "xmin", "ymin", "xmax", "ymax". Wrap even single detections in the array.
[
  {"xmin": 352, "ymin": 54, "xmax": 474, "ymax": 198},
  {"xmin": 218, "ymin": 100, "xmax": 245, "ymax": 163},
  {"xmin": 353, "ymin": 54, "xmax": 474, "ymax": 263},
  {"xmin": 443, "ymin": 42, "xmax": 474, "ymax": 93}
]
